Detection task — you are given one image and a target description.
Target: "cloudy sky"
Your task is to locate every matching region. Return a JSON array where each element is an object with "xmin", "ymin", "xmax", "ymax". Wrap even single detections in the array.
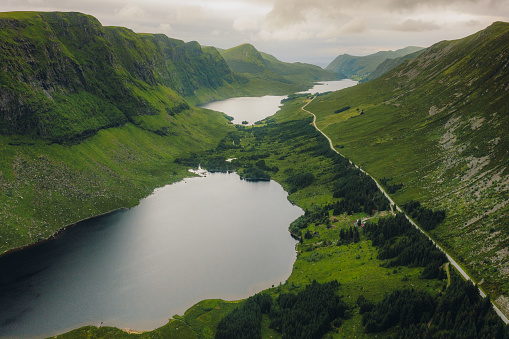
[{"xmin": 3, "ymin": 0, "xmax": 508, "ymax": 66}]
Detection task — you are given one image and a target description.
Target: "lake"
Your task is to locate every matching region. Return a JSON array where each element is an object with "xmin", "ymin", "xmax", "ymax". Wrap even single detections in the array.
[
  {"xmin": 200, "ymin": 95, "xmax": 286, "ymax": 125},
  {"xmin": 0, "ymin": 79, "xmax": 358, "ymax": 338},
  {"xmin": 298, "ymin": 79, "xmax": 358, "ymax": 94},
  {"xmin": 200, "ymin": 79, "xmax": 357, "ymax": 125},
  {"xmin": 0, "ymin": 172, "xmax": 302, "ymax": 338}
]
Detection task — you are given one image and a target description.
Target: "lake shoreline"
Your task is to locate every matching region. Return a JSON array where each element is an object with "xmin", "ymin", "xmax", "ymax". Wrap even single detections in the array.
[{"xmin": 0, "ymin": 207, "xmax": 128, "ymax": 260}]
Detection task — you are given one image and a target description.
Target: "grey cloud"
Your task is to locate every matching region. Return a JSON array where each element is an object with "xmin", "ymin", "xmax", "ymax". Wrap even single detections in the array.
[
  {"xmin": 265, "ymin": 0, "xmax": 346, "ymax": 29},
  {"xmin": 391, "ymin": 19, "xmax": 441, "ymax": 31}
]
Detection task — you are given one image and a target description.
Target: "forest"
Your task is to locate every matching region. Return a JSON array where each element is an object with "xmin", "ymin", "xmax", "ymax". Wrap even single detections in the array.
[
  {"xmin": 177, "ymin": 105, "xmax": 507, "ymax": 338},
  {"xmin": 363, "ymin": 214, "xmax": 447, "ymax": 279},
  {"xmin": 361, "ymin": 275, "xmax": 508, "ymax": 338},
  {"xmin": 215, "ymin": 281, "xmax": 348, "ymax": 339},
  {"xmin": 402, "ymin": 200, "xmax": 446, "ymax": 231}
]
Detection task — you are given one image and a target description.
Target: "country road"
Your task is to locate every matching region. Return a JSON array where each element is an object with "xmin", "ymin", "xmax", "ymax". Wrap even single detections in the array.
[{"xmin": 301, "ymin": 96, "xmax": 509, "ymax": 325}]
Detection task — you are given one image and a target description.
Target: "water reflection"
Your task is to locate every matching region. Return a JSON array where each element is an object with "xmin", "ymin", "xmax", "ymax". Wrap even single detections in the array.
[{"xmin": 0, "ymin": 173, "xmax": 302, "ymax": 338}]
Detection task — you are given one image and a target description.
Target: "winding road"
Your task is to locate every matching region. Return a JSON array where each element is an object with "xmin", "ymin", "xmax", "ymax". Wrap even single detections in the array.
[{"xmin": 301, "ymin": 96, "xmax": 509, "ymax": 325}]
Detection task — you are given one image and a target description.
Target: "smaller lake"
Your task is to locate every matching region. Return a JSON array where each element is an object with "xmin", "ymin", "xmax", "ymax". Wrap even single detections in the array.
[
  {"xmin": 299, "ymin": 79, "xmax": 358, "ymax": 94},
  {"xmin": 200, "ymin": 95, "xmax": 286, "ymax": 125},
  {"xmin": 201, "ymin": 80, "xmax": 357, "ymax": 125}
]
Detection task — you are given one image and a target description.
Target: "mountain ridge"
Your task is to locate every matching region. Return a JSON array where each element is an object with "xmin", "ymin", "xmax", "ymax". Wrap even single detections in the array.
[
  {"xmin": 326, "ymin": 46, "xmax": 424, "ymax": 80},
  {"xmin": 221, "ymin": 43, "xmax": 342, "ymax": 89},
  {"xmin": 0, "ymin": 11, "xmax": 242, "ymax": 142},
  {"xmin": 308, "ymin": 21, "xmax": 509, "ymax": 315}
]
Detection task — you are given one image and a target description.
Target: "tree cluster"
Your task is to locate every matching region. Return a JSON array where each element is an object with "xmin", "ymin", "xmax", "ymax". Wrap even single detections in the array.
[
  {"xmin": 334, "ymin": 106, "xmax": 351, "ymax": 114},
  {"xmin": 215, "ymin": 293, "xmax": 273, "ymax": 339},
  {"xmin": 339, "ymin": 226, "xmax": 360, "ymax": 244},
  {"xmin": 361, "ymin": 288, "xmax": 436, "ymax": 333},
  {"xmin": 363, "ymin": 214, "xmax": 447, "ymax": 279},
  {"xmin": 216, "ymin": 281, "xmax": 349, "ymax": 339},
  {"xmin": 330, "ymin": 164, "xmax": 390, "ymax": 215},
  {"xmin": 286, "ymin": 172, "xmax": 315, "ymax": 193},
  {"xmin": 269, "ymin": 280, "xmax": 348, "ymax": 339},
  {"xmin": 402, "ymin": 200, "xmax": 445, "ymax": 231},
  {"xmin": 360, "ymin": 275, "xmax": 509, "ymax": 338}
]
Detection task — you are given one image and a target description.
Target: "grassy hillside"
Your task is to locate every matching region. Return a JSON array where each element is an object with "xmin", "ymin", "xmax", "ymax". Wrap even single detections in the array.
[
  {"xmin": 361, "ymin": 49, "xmax": 423, "ymax": 82},
  {"xmin": 220, "ymin": 43, "xmax": 342, "ymax": 94},
  {"xmin": 0, "ymin": 107, "xmax": 234, "ymax": 255},
  {"xmin": 307, "ymin": 21, "xmax": 509, "ymax": 314},
  {"xmin": 0, "ymin": 11, "xmax": 242, "ymax": 142},
  {"xmin": 0, "ymin": 11, "xmax": 239, "ymax": 254},
  {"xmin": 325, "ymin": 46, "xmax": 424, "ymax": 80}
]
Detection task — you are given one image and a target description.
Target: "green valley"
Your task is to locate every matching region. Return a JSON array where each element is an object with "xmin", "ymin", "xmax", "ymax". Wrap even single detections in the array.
[
  {"xmin": 0, "ymin": 9, "xmax": 508, "ymax": 339},
  {"xmin": 55, "ymin": 91, "xmax": 508, "ymax": 338},
  {"xmin": 0, "ymin": 11, "xmax": 335, "ymax": 255}
]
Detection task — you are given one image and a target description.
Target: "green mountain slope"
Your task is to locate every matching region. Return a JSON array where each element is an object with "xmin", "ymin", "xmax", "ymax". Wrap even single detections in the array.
[
  {"xmin": 0, "ymin": 11, "xmax": 242, "ymax": 142},
  {"xmin": 307, "ymin": 21, "xmax": 509, "ymax": 315},
  {"xmin": 0, "ymin": 11, "xmax": 236, "ymax": 254},
  {"xmin": 325, "ymin": 46, "xmax": 424, "ymax": 80},
  {"xmin": 361, "ymin": 49, "xmax": 424, "ymax": 82},
  {"xmin": 221, "ymin": 43, "xmax": 341, "ymax": 93}
]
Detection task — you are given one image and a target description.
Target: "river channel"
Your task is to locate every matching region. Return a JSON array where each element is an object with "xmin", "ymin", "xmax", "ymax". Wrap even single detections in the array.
[{"xmin": 0, "ymin": 80, "xmax": 356, "ymax": 338}]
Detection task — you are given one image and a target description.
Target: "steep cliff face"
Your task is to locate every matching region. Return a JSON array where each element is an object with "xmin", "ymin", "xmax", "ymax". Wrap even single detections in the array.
[
  {"xmin": 0, "ymin": 12, "xmax": 238, "ymax": 142},
  {"xmin": 146, "ymin": 35, "xmax": 242, "ymax": 97}
]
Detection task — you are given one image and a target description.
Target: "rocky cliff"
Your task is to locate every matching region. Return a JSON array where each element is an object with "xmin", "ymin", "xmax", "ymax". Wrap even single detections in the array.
[{"xmin": 0, "ymin": 12, "xmax": 239, "ymax": 142}]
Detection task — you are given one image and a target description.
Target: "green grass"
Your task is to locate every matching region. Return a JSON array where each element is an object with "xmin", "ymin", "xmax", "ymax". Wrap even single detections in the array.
[{"xmin": 306, "ymin": 22, "xmax": 509, "ymax": 306}]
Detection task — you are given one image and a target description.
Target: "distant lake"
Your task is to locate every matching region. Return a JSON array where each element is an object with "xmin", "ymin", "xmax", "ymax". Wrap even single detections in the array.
[
  {"xmin": 299, "ymin": 79, "xmax": 358, "ymax": 94},
  {"xmin": 0, "ymin": 172, "xmax": 302, "ymax": 338},
  {"xmin": 200, "ymin": 79, "xmax": 357, "ymax": 125}
]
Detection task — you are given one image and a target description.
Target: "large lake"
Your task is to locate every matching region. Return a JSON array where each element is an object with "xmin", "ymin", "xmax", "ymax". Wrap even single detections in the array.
[{"xmin": 0, "ymin": 172, "xmax": 302, "ymax": 338}]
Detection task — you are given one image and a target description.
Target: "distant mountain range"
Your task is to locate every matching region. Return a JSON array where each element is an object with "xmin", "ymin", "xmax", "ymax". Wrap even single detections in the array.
[
  {"xmin": 326, "ymin": 46, "xmax": 424, "ymax": 80},
  {"xmin": 309, "ymin": 21, "xmax": 509, "ymax": 314},
  {"xmin": 220, "ymin": 43, "xmax": 342, "ymax": 90}
]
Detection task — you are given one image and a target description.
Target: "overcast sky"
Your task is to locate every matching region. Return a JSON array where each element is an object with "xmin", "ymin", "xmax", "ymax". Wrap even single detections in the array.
[{"xmin": 3, "ymin": 0, "xmax": 508, "ymax": 66}]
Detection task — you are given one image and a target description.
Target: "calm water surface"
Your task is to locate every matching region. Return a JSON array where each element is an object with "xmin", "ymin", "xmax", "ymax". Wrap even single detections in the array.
[
  {"xmin": 0, "ymin": 172, "xmax": 302, "ymax": 338},
  {"xmin": 200, "ymin": 95, "xmax": 286, "ymax": 125},
  {"xmin": 299, "ymin": 79, "xmax": 358, "ymax": 94},
  {"xmin": 200, "ymin": 79, "xmax": 357, "ymax": 124}
]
